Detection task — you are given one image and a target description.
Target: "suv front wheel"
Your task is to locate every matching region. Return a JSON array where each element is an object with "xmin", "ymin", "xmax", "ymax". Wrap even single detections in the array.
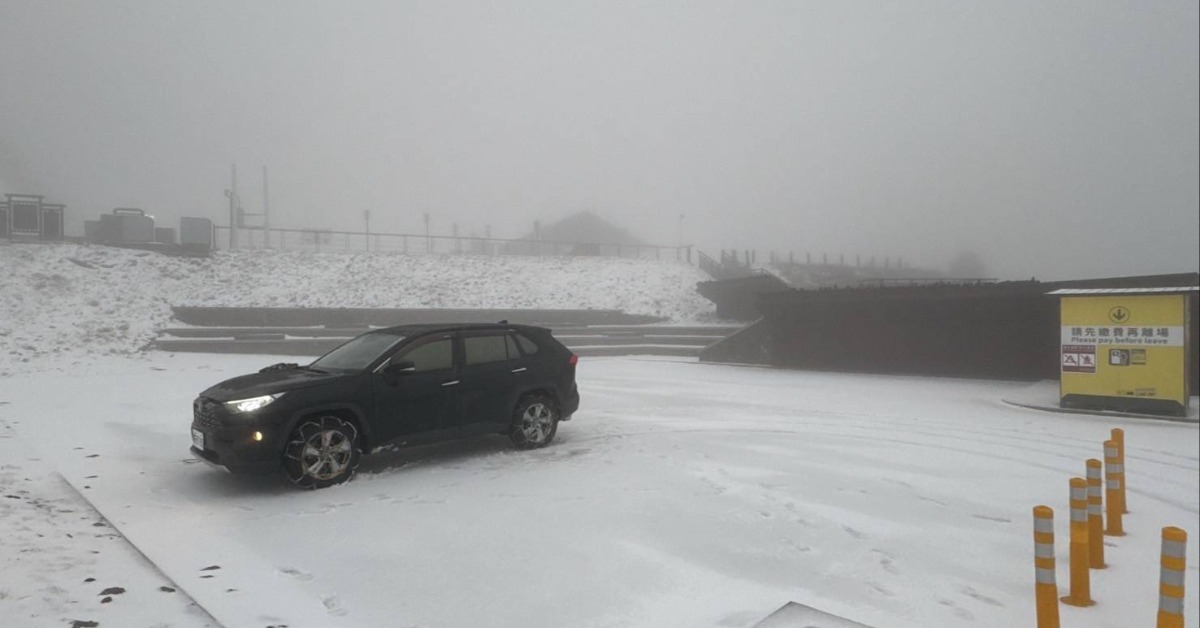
[
  {"xmin": 509, "ymin": 395, "xmax": 559, "ymax": 449},
  {"xmin": 283, "ymin": 415, "xmax": 362, "ymax": 489}
]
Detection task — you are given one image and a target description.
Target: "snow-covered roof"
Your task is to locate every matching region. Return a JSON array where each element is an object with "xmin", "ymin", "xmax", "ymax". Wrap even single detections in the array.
[{"xmin": 1047, "ymin": 286, "xmax": 1199, "ymax": 295}]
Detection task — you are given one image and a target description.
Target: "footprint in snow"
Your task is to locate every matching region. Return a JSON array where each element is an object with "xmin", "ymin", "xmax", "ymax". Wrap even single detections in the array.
[
  {"xmin": 938, "ymin": 597, "xmax": 975, "ymax": 620},
  {"xmin": 300, "ymin": 502, "xmax": 354, "ymax": 516},
  {"xmin": 867, "ymin": 581, "xmax": 895, "ymax": 597},
  {"xmin": 842, "ymin": 526, "xmax": 868, "ymax": 540},
  {"xmin": 278, "ymin": 567, "xmax": 314, "ymax": 581},
  {"xmin": 959, "ymin": 586, "xmax": 1004, "ymax": 607},
  {"xmin": 872, "ymin": 549, "xmax": 899, "ymax": 574},
  {"xmin": 322, "ymin": 594, "xmax": 348, "ymax": 616}
]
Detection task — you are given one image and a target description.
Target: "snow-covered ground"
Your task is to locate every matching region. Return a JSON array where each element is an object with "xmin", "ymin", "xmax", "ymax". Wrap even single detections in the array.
[
  {"xmin": 3, "ymin": 242, "xmax": 1197, "ymax": 627},
  {"xmin": 0, "ymin": 243, "xmax": 715, "ymax": 376},
  {"xmin": 1, "ymin": 353, "xmax": 1196, "ymax": 628}
]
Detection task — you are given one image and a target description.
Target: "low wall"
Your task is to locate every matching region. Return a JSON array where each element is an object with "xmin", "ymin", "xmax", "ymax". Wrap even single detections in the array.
[
  {"xmin": 701, "ymin": 273, "xmax": 1199, "ymax": 384},
  {"xmin": 171, "ymin": 307, "xmax": 664, "ymax": 328},
  {"xmin": 753, "ymin": 282, "xmax": 1060, "ymax": 381}
]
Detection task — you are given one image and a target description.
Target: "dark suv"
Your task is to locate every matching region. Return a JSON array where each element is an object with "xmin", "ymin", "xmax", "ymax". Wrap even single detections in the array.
[{"xmin": 190, "ymin": 323, "xmax": 580, "ymax": 488}]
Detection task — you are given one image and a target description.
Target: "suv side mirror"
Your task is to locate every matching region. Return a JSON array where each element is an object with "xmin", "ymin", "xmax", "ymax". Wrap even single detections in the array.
[{"xmin": 384, "ymin": 360, "xmax": 416, "ymax": 378}]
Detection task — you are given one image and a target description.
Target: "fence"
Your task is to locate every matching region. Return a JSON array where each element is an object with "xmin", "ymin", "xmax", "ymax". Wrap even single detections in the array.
[{"xmin": 213, "ymin": 225, "xmax": 692, "ymax": 262}]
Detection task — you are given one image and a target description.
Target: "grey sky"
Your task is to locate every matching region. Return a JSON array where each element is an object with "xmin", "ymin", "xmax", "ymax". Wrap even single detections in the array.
[{"xmin": 2, "ymin": 0, "xmax": 1196, "ymax": 280}]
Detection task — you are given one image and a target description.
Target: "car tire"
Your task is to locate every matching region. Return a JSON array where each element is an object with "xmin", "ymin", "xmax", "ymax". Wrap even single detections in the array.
[
  {"xmin": 509, "ymin": 394, "xmax": 559, "ymax": 449},
  {"xmin": 282, "ymin": 415, "xmax": 362, "ymax": 489}
]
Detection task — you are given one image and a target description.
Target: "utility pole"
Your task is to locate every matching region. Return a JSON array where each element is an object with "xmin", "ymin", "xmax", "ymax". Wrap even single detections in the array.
[
  {"xmin": 262, "ymin": 166, "xmax": 270, "ymax": 248},
  {"xmin": 364, "ymin": 209, "xmax": 371, "ymax": 251},
  {"xmin": 226, "ymin": 164, "xmax": 239, "ymax": 250},
  {"xmin": 424, "ymin": 213, "xmax": 431, "ymax": 253}
]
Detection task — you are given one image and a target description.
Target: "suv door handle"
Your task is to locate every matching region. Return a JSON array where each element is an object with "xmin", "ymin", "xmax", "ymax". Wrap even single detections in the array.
[
  {"xmin": 510, "ymin": 367, "xmax": 527, "ymax": 373},
  {"xmin": 441, "ymin": 380, "xmax": 460, "ymax": 387}
]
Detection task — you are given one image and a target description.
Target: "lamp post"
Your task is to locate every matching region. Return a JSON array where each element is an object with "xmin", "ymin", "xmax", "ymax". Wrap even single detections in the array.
[
  {"xmin": 224, "ymin": 188, "xmax": 234, "ymax": 250},
  {"xmin": 677, "ymin": 213, "xmax": 685, "ymax": 261}
]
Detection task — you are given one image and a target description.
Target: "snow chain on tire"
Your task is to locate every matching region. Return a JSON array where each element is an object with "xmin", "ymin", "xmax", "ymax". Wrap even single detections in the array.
[
  {"xmin": 509, "ymin": 395, "xmax": 559, "ymax": 450},
  {"xmin": 283, "ymin": 415, "xmax": 361, "ymax": 489}
]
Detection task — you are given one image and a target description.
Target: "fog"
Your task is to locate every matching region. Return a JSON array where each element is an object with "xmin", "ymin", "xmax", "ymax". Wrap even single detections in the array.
[{"xmin": 2, "ymin": 0, "xmax": 1197, "ymax": 280}]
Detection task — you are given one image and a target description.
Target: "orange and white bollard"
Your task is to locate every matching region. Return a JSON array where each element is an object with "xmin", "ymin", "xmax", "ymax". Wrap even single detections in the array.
[
  {"xmin": 1086, "ymin": 459, "xmax": 1106, "ymax": 568},
  {"xmin": 1104, "ymin": 440, "xmax": 1125, "ymax": 536},
  {"xmin": 1033, "ymin": 506, "xmax": 1061, "ymax": 628},
  {"xmin": 1157, "ymin": 527, "xmax": 1188, "ymax": 628},
  {"xmin": 1112, "ymin": 428, "xmax": 1128, "ymax": 513},
  {"xmin": 1061, "ymin": 477, "xmax": 1094, "ymax": 607}
]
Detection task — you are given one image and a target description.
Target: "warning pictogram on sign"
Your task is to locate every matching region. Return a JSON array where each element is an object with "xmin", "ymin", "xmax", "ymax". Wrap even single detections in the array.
[{"xmin": 1062, "ymin": 344, "xmax": 1096, "ymax": 374}]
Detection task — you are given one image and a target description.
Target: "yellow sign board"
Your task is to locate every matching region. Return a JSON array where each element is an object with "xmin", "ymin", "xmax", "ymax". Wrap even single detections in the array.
[{"xmin": 1059, "ymin": 294, "xmax": 1190, "ymax": 415}]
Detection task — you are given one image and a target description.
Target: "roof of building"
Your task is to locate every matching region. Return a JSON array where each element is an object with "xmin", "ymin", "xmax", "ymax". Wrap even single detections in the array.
[
  {"xmin": 519, "ymin": 211, "xmax": 645, "ymax": 246},
  {"xmin": 1047, "ymin": 286, "xmax": 1199, "ymax": 295}
]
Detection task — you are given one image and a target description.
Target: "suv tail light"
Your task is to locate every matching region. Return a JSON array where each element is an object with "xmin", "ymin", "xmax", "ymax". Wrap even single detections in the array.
[{"xmin": 568, "ymin": 354, "xmax": 578, "ymax": 366}]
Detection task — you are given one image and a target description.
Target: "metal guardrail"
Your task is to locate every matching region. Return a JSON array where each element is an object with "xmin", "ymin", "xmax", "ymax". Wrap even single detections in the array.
[{"xmin": 214, "ymin": 225, "xmax": 693, "ymax": 263}]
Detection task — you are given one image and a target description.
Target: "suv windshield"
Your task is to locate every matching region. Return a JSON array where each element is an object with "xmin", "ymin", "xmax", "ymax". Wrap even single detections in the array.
[{"xmin": 310, "ymin": 332, "xmax": 405, "ymax": 372}]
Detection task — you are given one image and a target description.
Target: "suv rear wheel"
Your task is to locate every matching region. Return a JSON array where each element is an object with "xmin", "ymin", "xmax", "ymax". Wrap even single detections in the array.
[
  {"xmin": 509, "ymin": 395, "xmax": 559, "ymax": 449},
  {"xmin": 283, "ymin": 415, "xmax": 362, "ymax": 489}
]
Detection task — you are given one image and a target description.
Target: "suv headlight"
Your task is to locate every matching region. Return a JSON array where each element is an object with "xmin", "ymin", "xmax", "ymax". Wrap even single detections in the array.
[{"xmin": 225, "ymin": 393, "xmax": 283, "ymax": 413}]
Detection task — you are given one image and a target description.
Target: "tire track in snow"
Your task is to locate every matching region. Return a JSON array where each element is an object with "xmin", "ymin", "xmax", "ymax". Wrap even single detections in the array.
[
  {"xmin": 561, "ymin": 426, "xmax": 1200, "ymax": 514},
  {"xmin": 583, "ymin": 383, "xmax": 1200, "ymax": 474}
]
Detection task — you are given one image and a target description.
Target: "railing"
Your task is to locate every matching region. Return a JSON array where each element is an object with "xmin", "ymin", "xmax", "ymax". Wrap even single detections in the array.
[
  {"xmin": 855, "ymin": 277, "xmax": 997, "ymax": 287},
  {"xmin": 213, "ymin": 225, "xmax": 693, "ymax": 262}
]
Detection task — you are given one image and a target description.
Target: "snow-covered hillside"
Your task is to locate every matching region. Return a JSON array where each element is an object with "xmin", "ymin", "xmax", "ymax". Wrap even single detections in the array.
[{"xmin": 0, "ymin": 243, "xmax": 715, "ymax": 374}]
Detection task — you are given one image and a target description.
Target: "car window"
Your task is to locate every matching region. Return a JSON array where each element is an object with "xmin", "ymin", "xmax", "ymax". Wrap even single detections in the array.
[
  {"xmin": 311, "ymin": 332, "xmax": 405, "ymax": 371},
  {"xmin": 465, "ymin": 334, "xmax": 513, "ymax": 366},
  {"xmin": 505, "ymin": 334, "xmax": 521, "ymax": 359},
  {"xmin": 516, "ymin": 333, "xmax": 540, "ymax": 355},
  {"xmin": 396, "ymin": 338, "xmax": 453, "ymax": 373}
]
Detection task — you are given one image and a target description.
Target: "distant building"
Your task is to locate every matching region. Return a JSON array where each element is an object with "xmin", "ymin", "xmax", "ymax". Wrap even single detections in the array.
[{"xmin": 505, "ymin": 211, "xmax": 647, "ymax": 256}]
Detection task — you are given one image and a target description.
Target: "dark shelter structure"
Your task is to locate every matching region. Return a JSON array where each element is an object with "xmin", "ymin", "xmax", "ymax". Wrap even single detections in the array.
[
  {"xmin": 695, "ymin": 273, "xmax": 791, "ymax": 321},
  {"xmin": 701, "ymin": 273, "xmax": 1199, "ymax": 385}
]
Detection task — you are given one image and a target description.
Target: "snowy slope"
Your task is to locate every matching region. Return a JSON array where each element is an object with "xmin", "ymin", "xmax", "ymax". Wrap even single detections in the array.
[{"xmin": 0, "ymin": 243, "xmax": 715, "ymax": 375}]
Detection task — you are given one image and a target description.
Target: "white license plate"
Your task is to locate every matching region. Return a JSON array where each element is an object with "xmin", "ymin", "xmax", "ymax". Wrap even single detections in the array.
[{"xmin": 191, "ymin": 428, "xmax": 205, "ymax": 451}]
